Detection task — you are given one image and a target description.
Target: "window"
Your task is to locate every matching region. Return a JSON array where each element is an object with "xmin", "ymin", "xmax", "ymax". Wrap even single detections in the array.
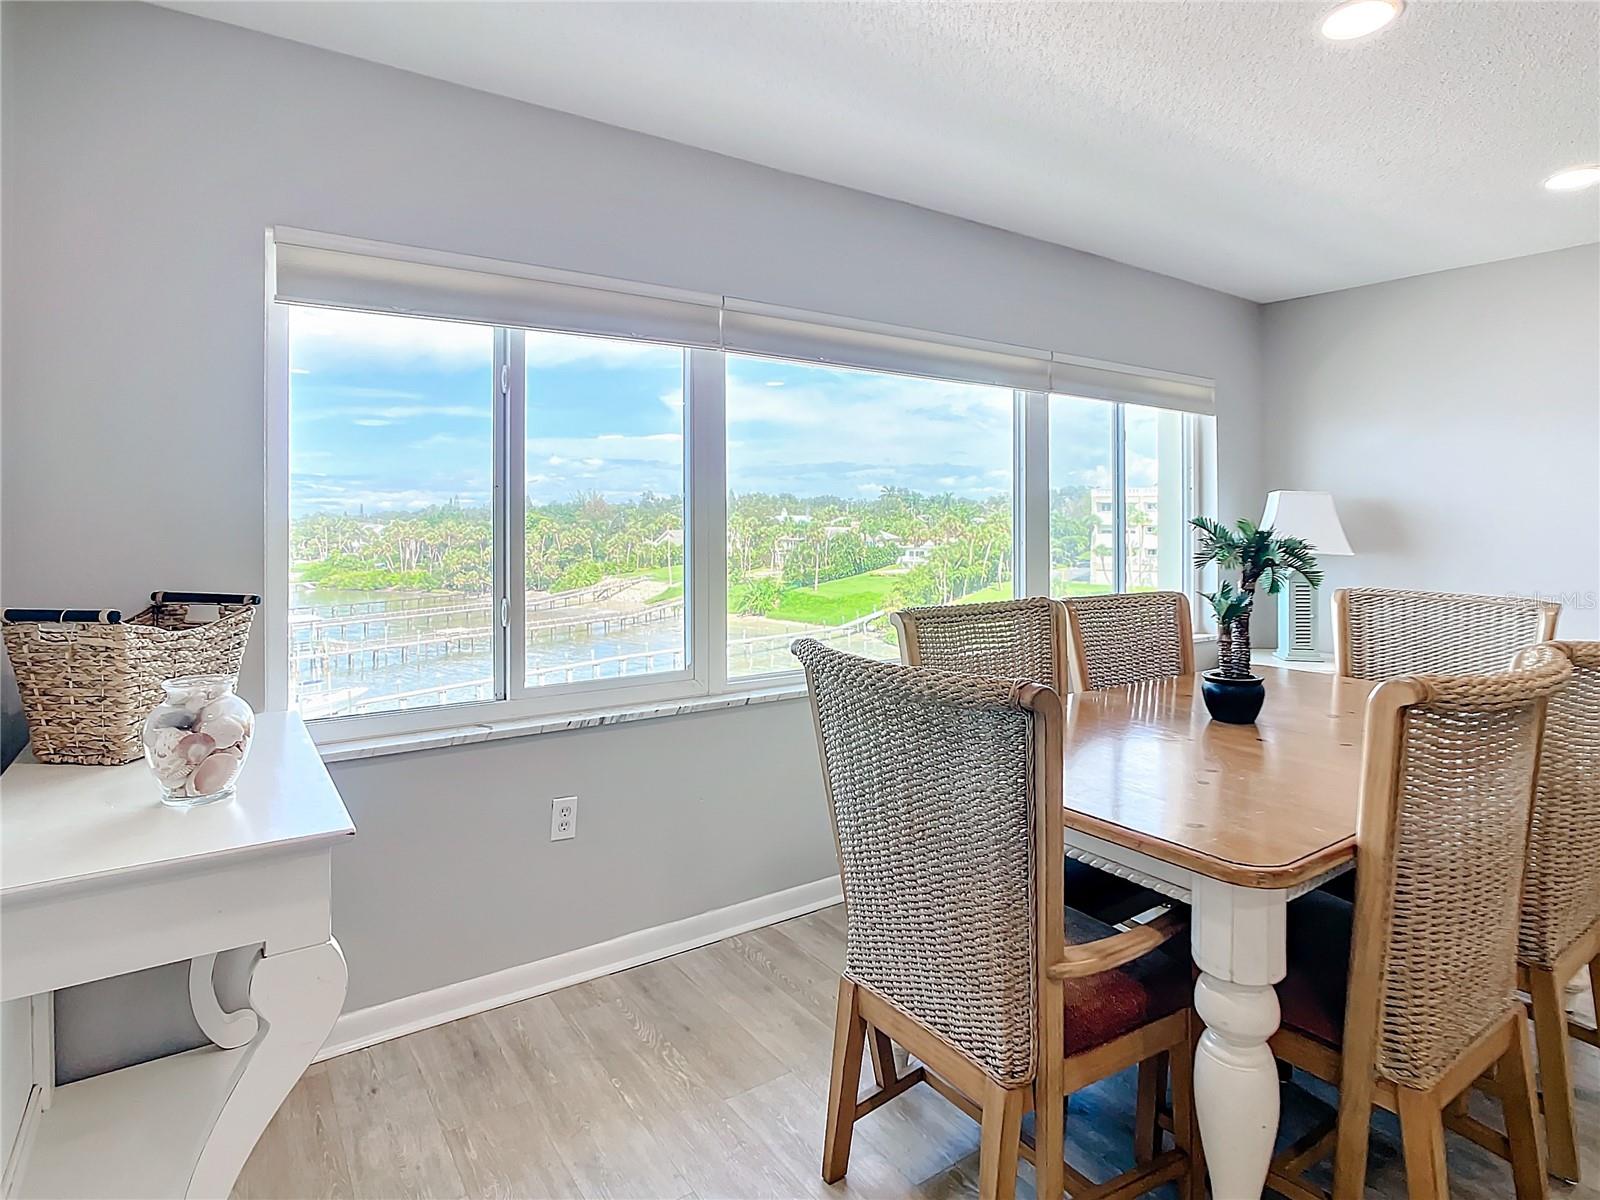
[
  {"xmin": 1047, "ymin": 393, "xmax": 1208, "ymax": 599},
  {"xmin": 1047, "ymin": 394, "xmax": 1115, "ymax": 597},
  {"xmin": 1122, "ymin": 405, "xmax": 1190, "ymax": 592},
  {"xmin": 725, "ymin": 356, "xmax": 1014, "ymax": 677},
  {"xmin": 521, "ymin": 332, "xmax": 687, "ymax": 689},
  {"xmin": 271, "ymin": 231, "xmax": 1216, "ymax": 739},
  {"xmin": 287, "ymin": 307, "xmax": 497, "ymax": 719}
]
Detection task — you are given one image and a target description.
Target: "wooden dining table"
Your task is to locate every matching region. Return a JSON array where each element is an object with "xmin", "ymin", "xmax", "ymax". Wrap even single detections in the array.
[{"xmin": 1062, "ymin": 664, "xmax": 1375, "ymax": 1200}]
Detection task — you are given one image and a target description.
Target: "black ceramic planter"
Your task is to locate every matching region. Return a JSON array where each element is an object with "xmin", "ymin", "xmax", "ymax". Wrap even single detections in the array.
[{"xmin": 1201, "ymin": 670, "xmax": 1266, "ymax": 725}]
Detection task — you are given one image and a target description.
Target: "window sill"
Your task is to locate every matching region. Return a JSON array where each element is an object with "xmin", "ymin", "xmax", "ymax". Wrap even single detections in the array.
[
  {"xmin": 315, "ymin": 634, "xmax": 1219, "ymax": 764},
  {"xmin": 315, "ymin": 682, "xmax": 811, "ymax": 764}
]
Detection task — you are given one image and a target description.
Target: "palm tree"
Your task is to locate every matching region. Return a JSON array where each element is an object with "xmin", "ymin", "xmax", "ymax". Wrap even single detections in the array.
[{"xmin": 1190, "ymin": 517, "xmax": 1323, "ymax": 679}]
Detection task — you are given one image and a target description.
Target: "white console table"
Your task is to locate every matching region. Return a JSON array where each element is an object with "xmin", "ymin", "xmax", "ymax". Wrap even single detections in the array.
[{"xmin": 1, "ymin": 712, "xmax": 353, "ymax": 1199}]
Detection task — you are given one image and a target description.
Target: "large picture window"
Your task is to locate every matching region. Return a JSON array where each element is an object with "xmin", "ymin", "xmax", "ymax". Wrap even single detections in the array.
[
  {"xmin": 273, "ymin": 232, "xmax": 1216, "ymax": 738},
  {"xmin": 724, "ymin": 355, "xmax": 1013, "ymax": 677}
]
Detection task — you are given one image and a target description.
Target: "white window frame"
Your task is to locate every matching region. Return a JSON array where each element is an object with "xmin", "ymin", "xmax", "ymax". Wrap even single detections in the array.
[{"xmin": 263, "ymin": 231, "xmax": 1218, "ymax": 746}]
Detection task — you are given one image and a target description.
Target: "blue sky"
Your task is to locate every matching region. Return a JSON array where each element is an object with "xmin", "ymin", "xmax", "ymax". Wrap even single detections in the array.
[{"xmin": 288, "ymin": 306, "xmax": 1155, "ymax": 518}]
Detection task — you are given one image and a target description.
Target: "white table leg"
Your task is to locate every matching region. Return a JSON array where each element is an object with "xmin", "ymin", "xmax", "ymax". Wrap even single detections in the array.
[
  {"xmin": 1189, "ymin": 877, "xmax": 1289, "ymax": 1200},
  {"xmin": 187, "ymin": 938, "xmax": 347, "ymax": 1199}
]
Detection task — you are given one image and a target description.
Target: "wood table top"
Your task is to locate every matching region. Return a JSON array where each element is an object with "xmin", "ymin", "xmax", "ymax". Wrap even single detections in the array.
[{"xmin": 1062, "ymin": 666, "xmax": 1375, "ymax": 889}]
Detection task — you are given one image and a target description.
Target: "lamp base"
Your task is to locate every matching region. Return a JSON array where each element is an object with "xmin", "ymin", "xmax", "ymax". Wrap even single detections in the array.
[{"xmin": 1275, "ymin": 577, "xmax": 1325, "ymax": 661}]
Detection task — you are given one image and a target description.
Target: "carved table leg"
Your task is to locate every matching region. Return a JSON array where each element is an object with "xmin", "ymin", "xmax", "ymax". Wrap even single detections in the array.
[
  {"xmin": 189, "ymin": 953, "xmax": 260, "ymax": 1050},
  {"xmin": 1190, "ymin": 878, "xmax": 1288, "ymax": 1200},
  {"xmin": 187, "ymin": 938, "xmax": 347, "ymax": 1199}
]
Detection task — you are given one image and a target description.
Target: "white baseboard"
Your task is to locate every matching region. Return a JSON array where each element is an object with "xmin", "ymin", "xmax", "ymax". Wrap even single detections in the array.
[{"xmin": 316, "ymin": 875, "xmax": 844, "ymax": 1062}]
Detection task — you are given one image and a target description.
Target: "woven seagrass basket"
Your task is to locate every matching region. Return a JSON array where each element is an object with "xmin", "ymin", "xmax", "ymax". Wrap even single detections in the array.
[{"xmin": 3, "ymin": 591, "xmax": 260, "ymax": 765}]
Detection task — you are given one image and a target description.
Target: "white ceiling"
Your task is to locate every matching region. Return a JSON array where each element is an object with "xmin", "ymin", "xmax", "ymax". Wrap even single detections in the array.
[{"xmin": 165, "ymin": 0, "xmax": 1599, "ymax": 302}]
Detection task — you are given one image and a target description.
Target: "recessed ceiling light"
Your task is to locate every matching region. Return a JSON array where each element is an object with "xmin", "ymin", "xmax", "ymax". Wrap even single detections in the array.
[
  {"xmin": 1321, "ymin": 0, "xmax": 1403, "ymax": 41},
  {"xmin": 1544, "ymin": 165, "xmax": 1600, "ymax": 193}
]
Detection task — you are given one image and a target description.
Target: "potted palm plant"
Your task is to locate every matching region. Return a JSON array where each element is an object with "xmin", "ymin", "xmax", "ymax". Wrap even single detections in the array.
[{"xmin": 1189, "ymin": 516, "xmax": 1323, "ymax": 724}]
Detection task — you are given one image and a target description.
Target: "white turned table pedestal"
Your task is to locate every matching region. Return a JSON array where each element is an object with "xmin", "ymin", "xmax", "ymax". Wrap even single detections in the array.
[{"xmin": 1, "ymin": 714, "xmax": 353, "ymax": 1200}]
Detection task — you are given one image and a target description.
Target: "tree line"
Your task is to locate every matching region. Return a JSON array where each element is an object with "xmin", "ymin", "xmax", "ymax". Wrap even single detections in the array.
[{"xmin": 291, "ymin": 484, "xmax": 1106, "ymax": 616}]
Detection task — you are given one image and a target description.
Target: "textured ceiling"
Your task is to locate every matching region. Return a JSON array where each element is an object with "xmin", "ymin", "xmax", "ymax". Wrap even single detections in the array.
[{"xmin": 164, "ymin": 0, "xmax": 1599, "ymax": 301}]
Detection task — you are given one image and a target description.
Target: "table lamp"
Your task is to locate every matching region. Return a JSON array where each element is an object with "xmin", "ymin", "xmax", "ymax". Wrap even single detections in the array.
[{"xmin": 1260, "ymin": 490, "xmax": 1353, "ymax": 662}]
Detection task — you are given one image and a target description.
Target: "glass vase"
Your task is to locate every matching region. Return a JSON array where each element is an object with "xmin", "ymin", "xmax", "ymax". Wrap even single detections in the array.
[{"xmin": 141, "ymin": 675, "xmax": 254, "ymax": 806}]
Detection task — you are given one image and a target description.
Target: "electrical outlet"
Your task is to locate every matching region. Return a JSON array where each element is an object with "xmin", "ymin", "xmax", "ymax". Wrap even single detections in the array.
[{"xmin": 550, "ymin": 796, "xmax": 577, "ymax": 841}]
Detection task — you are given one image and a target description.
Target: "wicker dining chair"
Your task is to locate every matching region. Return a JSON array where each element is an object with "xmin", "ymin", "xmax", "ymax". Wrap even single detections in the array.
[
  {"xmin": 892, "ymin": 596, "xmax": 1166, "ymax": 925},
  {"xmin": 1332, "ymin": 587, "xmax": 1559, "ymax": 681},
  {"xmin": 1512, "ymin": 641, "xmax": 1599, "ymax": 1183},
  {"xmin": 793, "ymin": 638, "xmax": 1203, "ymax": 1200},
  {"xmin": 1267, "ymin": 645, "xmax": 1572, "ymax": 1200},
  {"xmin": 1060, "ymin": 591, "xmax": 1195, "ymax": 693}
]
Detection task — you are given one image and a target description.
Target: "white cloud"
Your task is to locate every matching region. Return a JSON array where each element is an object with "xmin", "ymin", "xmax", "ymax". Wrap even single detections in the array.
[
  {"xmin": 287, "ymin": 305, "xmax": 492, "ymax": 372},
  {"xmin": 297, "ymin": 403, "xmax": 489, "ymax": 424},
  {"xmin": 526, "ymin": 331, "xmax": 680, "ymax": 369}
]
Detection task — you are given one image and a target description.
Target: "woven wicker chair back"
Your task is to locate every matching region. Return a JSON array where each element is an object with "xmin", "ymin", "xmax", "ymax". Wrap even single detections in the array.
[
  {"xmin": 793, "ymin": 638, "xmax": 1041, "ymax": 1087},
  {"xmin": 1519, "ymin": 642, "xmax": 1600, "ymax": 969},
  {"xmin": 1364, "ymin": 647, "xmax": 1571, "ymax": 1088},
  {"xmin": 1337, "ymin": 588, "xmax": 1557, "ymax": 681},
  {"xmin": 893, "ymin": 597, "xmax": 1063, "ymax": 689},
  {"xmin": 1063, "ymin": 591, "xmax": 1191, "ymax": 690}
]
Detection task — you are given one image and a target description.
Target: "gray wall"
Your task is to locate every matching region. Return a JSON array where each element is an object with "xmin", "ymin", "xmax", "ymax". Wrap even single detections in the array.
[
  {"xmin": 1, "ymin": 2, "xmax": 1264, "ymax": 1080},
  {"xmin": 1261, "ymin": 246, "xmax": 1600, "ymax": 645}
]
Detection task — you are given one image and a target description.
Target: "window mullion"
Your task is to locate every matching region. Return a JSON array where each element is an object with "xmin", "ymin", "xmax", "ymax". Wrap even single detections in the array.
[
  {"xmin": 1112, "ymin": 403, "xmax": 1128, "ymax": 593},
  {"xmin": 490, "ymin": 330, "xmax": 510, "ymax": 701},
  {"xmin": 687, "ymin": 348, "xmax": 726, "ymax": 695},
  {"xmin": 1015, "ymin": 391, "xmax": 1050, "ymax": 597},
  {"xmin": 503, "ymin": 329, "xmax": 527, "ymax": 698}
]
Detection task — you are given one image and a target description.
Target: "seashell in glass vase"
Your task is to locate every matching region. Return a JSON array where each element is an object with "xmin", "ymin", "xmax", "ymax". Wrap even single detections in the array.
[{"xmin": 141, "ymin": 675, "xmax": 254, "ymax": 806}]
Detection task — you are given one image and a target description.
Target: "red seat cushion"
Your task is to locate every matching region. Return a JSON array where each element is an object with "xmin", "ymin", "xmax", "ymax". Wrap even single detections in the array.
[
  {"xmin": 1278, "ymin": 889, "xmax": 1355, "ymax": 1047},
  {"xmin": 1061, "ymin": 906, "xmax": 1191, "ymax": 1056}
]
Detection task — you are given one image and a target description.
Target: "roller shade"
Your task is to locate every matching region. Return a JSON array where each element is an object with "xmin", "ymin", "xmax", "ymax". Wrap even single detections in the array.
[
  {"xmin": 721, "ymin": 299, "xmax": 1052, "ymax": 392},
  {"xmin": 271, "ymin": 230, "xmax": 1215, "ymax": 413},
  {"xmin": 272, "ymin": 232, "xmax": 723, "ymax": 349},
  {"xmin": 1049, "ymin": 354, "xmax": 1215, "ymax": 415}
]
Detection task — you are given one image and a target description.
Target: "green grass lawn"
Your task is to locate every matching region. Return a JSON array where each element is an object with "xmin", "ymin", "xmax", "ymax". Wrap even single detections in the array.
[
  {"xmin": 764, "ymin": 571, "xmax": 1112, "ymax": 625},
  {"xmin": 633, "ymin": 567, "xmax": 1114, "ymax": 624},
  {"xmin": 768, "ymin": 571, "xmax": 904, "ymax": 624}
]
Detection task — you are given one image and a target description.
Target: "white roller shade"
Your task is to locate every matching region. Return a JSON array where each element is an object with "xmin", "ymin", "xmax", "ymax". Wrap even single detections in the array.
[
  {"xmin": 1049, "ymin": 354, "xmax": 1215, "ymax": 415},
  {"xmin": 272, "ymin": 230, "xmax": 723, "ymax": 348},
  {"xmin": 271, "ymin": 230, "xmax": 1216, "ymax": 409},
  {"xmin": 721, "ymin": 299, "xmax": 1052, "ymax": 392}
]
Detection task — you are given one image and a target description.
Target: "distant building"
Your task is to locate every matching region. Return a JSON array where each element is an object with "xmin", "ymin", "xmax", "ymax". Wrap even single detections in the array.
[
  {"xmin": 898, "ymin": 540, "xmax": 937, "ymax": 569},
  {"xmin": 1089, "ymin": 486, "xmax": 1161, "ymax": 587}
]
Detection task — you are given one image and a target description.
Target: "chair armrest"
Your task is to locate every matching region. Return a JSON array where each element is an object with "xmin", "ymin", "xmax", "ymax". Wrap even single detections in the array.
[{"xmin": 1045, "ymin": 909, "xmax": 1188, "ymax": 981}]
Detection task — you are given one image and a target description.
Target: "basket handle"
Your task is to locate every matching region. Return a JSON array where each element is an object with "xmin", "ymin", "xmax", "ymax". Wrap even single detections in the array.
[
  {"xmin": 149, "ymin": 591, "xmax": 263, "ymax": 607},
  {"xmin": 3, "ymin": 608, "xmax": 123, "ymax": 624}
]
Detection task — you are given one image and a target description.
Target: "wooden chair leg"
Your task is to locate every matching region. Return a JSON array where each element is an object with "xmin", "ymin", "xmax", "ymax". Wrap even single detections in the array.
[
  {"xmin": 1034, "ymin": 973, "xmax": 1066, "ymax": 1200},
  {"xmin": 1396, "ymin": 1087, "xmax": 1449, "ymax": 1200},
  {"xmin": 1528, "ymin": 966, "xmax": 1581, "ymax": 1181},
  {"xmin": 823, "ymin": 978, "xmax": 867, "ymax": 1184},
  {"xmin": 1134, "ymin": 1052, "xmax": 1166, "ymax": 1164},
  {"xmin": 867, "ymin": 1025, "xmax": 897, "ymax": 1089},
  {"xmin": 1173, "ymin": 1014, "xmax": 1206, "ymax": 1200},
  {"xmin": 1499, "ymin": 1017, "xmax": 1551, "ymax": 1200},
  {"xmin": 976, "ymin": 1080, "xmax": 1026, "ymax": 1200},
  {"xmin": 1330, "ymin": 1071, "xmax": 1375, "ymax": 1200}
]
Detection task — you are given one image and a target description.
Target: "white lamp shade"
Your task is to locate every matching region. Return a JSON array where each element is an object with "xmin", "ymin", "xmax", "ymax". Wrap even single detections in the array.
[{"xmin": 1260, "ymin": 491, "xmax": 1354, "ymax": 556}]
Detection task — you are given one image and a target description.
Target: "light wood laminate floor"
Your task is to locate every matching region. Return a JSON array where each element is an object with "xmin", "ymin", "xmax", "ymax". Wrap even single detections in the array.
[{"xmin": 235, "ymin": 905, "xmax": 1599, "ymax": 1199}]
